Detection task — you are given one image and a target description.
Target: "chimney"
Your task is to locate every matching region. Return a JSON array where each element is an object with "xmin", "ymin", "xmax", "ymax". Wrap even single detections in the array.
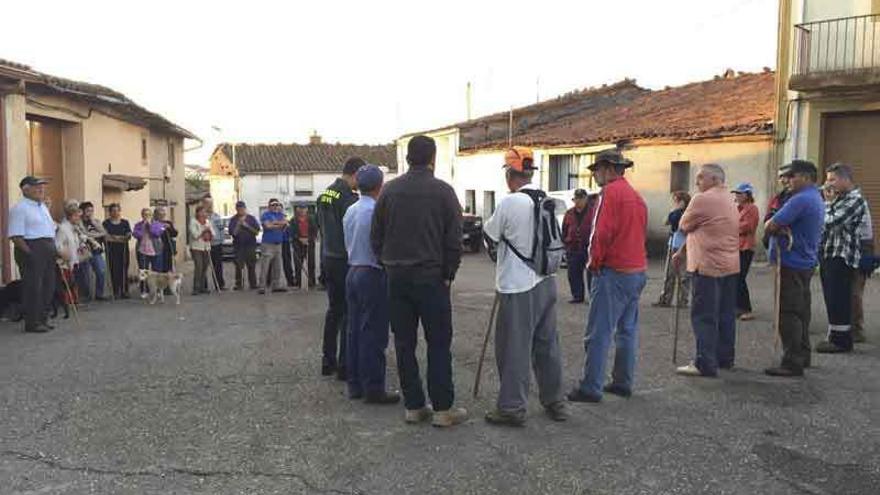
[{"xmin": 309, "ymin": 131, "xmax": 322, "ymax": 145}]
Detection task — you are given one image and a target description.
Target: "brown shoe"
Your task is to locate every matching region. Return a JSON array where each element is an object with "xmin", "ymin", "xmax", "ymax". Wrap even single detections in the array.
[
  {"xmin": 432, "ymin": 407, "xmax": 468, "ymax": 427},
  {"xmin": 404, "ymin": 407, "xmax": 433, "ymax": 424},
  {"xmin": 485, "ymin": 409, "xmax": 526, "ymax": 427}
]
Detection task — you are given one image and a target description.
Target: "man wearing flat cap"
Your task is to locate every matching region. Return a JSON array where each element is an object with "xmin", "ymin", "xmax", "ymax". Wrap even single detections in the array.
[
  {"xmin": 228, "ymin": 200, "xmax": 261, "ymax": 290},
  {"xmin": 8, "ymin": 176, "xmax": 58, "ymax": 333},
  {"xmin": 763, "ymin": 160, "xmax": 825, "ymax": 376},
  {"xmin": 342, "ymin": 164, "xmax": 399, "ymax": 405},
  {"xmin": 568, "ymin": 149, "xmax": 648, "ymax": 403}
]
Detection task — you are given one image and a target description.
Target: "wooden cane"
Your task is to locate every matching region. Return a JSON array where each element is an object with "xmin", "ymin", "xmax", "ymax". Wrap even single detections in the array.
[
  {"xmin": 56, "ymin": 263, "xmax": 81, "ymax": 329},
  {"xmin": 473, "ymin": 292, "xmax": 500, "ymax": 398},
  {"xmin": 672, "ymin": 272, "xmax": 682, "ymax": 364}
]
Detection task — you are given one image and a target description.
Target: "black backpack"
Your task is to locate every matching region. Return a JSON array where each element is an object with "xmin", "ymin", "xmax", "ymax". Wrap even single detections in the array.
[{"xmin": 502, "ymin": 189, "xmax": 565, "ymax": 276}]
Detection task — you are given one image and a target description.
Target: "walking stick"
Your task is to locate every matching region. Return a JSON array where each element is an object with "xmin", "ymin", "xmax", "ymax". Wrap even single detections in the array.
[
  {"xmin": 473, "ymin": 292, "xmax": 500, "ymax": 398},
  {"xmin": 105, "ymin": 244, "xmax": 116, "ymax": 301},
  {"xmin": 56, "ymin": 263, "xmax": 81, "ymax": 329},
  {"xmin": 206, "ymin": 248, "xmax": 221, "ymax": 294},
  {"xmin": 672, "ymin": 272, "xmax": 682, "ymax": 364}
]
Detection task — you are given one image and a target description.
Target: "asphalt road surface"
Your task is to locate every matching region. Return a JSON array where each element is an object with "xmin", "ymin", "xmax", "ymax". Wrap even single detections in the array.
[{"xmin": 1, "ymin": 255, "xmax": 878, "ymax": 494}]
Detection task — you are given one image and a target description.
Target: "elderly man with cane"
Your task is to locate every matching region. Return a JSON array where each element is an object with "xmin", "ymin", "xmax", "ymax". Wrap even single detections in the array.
[
  {"xmin": 673, "ymin": 163, "xmax": 740, "ymax": 378},
  {"xmin": 763, "ymin": 160, "xmax": 825, "ymax": 377},
  {"xmin": 481, "ymin": 146, "xmax": 568, "ymax": 426},
  {"xmin": 567, "ymin": 149, "xmax": 647, "ymax": 403}
]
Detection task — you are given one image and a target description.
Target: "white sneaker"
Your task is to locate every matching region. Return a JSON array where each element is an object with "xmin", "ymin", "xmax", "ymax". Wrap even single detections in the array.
[
  {"xmin": 676, "ymin": 363, "xmax": 703, "ymax": 377},
  {"xmin": 404, "ymin": 407, "xmax": 433, "ymax": 424},
  {"xmin": 432, "ymin": 407, "xmax": 468, "ymax": 428}
]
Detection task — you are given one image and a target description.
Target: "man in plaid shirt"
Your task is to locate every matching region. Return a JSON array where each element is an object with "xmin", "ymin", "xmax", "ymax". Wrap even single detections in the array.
[{"xmin": 818, "ymin": 163, "xmax": 868, "ymax": 354}]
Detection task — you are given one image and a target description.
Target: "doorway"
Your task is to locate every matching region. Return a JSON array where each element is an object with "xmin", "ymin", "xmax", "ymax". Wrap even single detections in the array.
[{"xmin": 27, "ymin": 118, "xmax": 65, "ymax": 219}]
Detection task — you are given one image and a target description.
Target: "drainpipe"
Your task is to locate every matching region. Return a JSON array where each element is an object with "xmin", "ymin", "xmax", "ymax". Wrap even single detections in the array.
[
  {"xmin": 790, "ymin": 0, "xmax": 807, "ymax": 160},
  {"xmin": 0, "ymin": 94, "xmax": 9, "ymax": 284}
]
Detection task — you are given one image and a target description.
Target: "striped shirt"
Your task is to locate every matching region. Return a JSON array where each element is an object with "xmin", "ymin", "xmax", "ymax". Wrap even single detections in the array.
[{"xmin": 821, "ymin": 188, "xmax": 868, "ymax": 268}]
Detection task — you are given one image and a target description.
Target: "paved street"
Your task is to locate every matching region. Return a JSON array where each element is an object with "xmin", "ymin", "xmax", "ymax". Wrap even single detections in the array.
[{"xmin": 0, "ymin": 254, "xmax": 878, "ymax": 494}]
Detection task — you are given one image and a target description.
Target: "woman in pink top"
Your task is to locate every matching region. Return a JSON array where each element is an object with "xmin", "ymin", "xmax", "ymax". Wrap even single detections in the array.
[
  {"xmin": 132, "ymin": 208, "xmax": 167, "ymax": 296},
  {"xmin": 732, "ymin": 183, "xmax": 760, "ymax": 321}
]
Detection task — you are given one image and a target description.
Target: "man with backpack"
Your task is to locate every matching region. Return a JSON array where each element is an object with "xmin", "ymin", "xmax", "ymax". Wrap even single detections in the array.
[
  {"xmin": 482, "ymin": 146, "xmax": 568, "ymax": 426},
  {"xmin": 568, "ymin": 149, "xmax": 647, "ymax": 403}
]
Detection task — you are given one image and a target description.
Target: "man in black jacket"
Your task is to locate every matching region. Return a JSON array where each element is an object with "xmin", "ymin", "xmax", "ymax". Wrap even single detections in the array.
[
  {"xmin": 371, "ymin": 135, "xmax": 467, "ymax": 427},
  {"xmin": 316, "ymin": 157, "xmax": 361, "ymax": 379}
]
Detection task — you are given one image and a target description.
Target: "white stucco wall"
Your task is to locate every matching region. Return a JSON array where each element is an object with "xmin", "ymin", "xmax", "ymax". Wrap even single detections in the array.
[
  {"xmin": 240, "ymin": 171, "xmax": 398, "ymax": 216},
  {"xmin": 804, "ymin": 0, "xmax": 874, "ymax": 23}
]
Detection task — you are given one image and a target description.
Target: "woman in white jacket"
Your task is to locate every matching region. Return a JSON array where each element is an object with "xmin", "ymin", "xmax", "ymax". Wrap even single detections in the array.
[{"xmin": 56, "ymin": 200, "xmax": 90, "ymax": 305}]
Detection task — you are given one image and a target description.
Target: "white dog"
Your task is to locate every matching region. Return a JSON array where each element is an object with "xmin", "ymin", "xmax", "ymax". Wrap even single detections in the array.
[{"xmin": 138, "ymin": 269, "xmax": 183, "ymax": 305}]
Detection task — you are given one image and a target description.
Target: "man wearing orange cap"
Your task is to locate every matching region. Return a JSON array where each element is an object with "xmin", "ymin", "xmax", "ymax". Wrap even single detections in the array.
[
  {"xmin": 482, "ymin": 146, "xmax": 568, "ymax": 426},
  {"xmin": 568, "ymin": 149, "xmax": 648, "ymax": 403}
]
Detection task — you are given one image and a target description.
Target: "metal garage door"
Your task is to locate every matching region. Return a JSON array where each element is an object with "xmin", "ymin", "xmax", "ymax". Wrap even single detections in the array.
[{"xmin": 822, "ymin": 111, "xmax": 880, "ymax": 251}]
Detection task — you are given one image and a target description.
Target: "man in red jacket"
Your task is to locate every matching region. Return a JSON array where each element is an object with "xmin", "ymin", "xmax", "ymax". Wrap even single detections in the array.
[
  {"xmin": 562, "ymin": 189, "xmax": 596, "ymax": 303},
  {"xmin": 568, "ymin": 149, "xmax": 648, "ymax": 403}
]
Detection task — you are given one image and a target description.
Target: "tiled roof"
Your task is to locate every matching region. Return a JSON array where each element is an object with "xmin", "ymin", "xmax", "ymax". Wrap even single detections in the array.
[
  {"xmin": 216, "ymin": 142, "xmax": 398, "ymax": 174},
  {"xmin": 456, "ymin": 80, "xmax": 651, "ymax": 150},
  {"xmin": 411, "ymin": 70, "xmax": 775, "ymax": 152},
  {"xmin": 487, "ymin": 71, "xmax": 776, "ymax": 150},
  {"xmin": 0, "ymin": 58, "xmax": 196, "ymax": 139}
]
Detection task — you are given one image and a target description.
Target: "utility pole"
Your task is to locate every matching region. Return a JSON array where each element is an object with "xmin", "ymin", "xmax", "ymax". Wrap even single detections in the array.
[{"xmin": 466, "ymin": 82, "xmax": 473, "ymax": 120}]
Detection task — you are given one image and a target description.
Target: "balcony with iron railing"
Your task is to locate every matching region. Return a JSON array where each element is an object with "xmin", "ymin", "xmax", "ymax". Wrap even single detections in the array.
[{"xmin": 792, "ymin": 14, "xmax": 880, "ymax": 91}]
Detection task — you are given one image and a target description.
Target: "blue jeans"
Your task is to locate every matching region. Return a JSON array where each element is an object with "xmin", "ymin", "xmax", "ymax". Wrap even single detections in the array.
[
  {"xmin": 578, "ymin": 268, "xmax": 647, "ymax": 398},
  {"xmin": 346, "ymin": 267, "xmax": 390, "ymax": 397},
  {"xmin": 691, "ymin": 273, "xmax": 738, "ymax": 375},
  {"xmin": 74, "ymin": 254, "xmax": 106, "ymax": 300}
]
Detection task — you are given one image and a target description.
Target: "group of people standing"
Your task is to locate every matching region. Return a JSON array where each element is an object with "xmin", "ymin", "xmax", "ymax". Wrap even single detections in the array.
[
  {"xmin": 214, "ymin": 198, "xmax": 316, "ymax": 295},
  {"xmin": 314, "ymin": 137, "xmax": 468, "ymax": 427},
  {"xmin": 648, "ymin": 159, "xmax": 874, "ymax": 379},
  {"xmin": 7, "ymin": 176, "xmax": 180, "ymax": 332}
]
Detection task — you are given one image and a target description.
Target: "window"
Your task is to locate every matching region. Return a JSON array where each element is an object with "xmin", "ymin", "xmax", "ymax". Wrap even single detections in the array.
[
  {"xmin": 261, "ymin": 175, "xmax": 278, "ymax": 193},
  {"xmin": 670, "ymin": 161, "xmax": 691, "ymax": 193},
  {"xmin": 465, "ymin": 189, "xmax": 476, "ymax": 214},
  {"xmin": 483, "ymin": 191, "xmax": 496, "ymax": 216},
  {"xmin": 141, "ymin": 138, "xmax": 148, "ymax": 165},
  {"xmin": 548, "ymin": 155, "xmax": 578, "ymax": 191},
  {"xmin": 167, "ymin": 141, "xmax": 175, "ymax": 169},
  {"xmin": 294, "ymin": 174, "xmax": 314, "ymax": 196}
]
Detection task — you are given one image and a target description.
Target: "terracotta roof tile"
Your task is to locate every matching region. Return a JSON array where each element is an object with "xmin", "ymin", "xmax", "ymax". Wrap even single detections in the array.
[
  {"xmin": 218, "ymin": 142, "xmax": 398, "ymax": 174},
  {"xmin": 463, "ymin": 71, "xmax": 775, "ymax": 151},
  {"xmin": 0, "ymin": 58, "xmax": 196, "ymax": 139}
]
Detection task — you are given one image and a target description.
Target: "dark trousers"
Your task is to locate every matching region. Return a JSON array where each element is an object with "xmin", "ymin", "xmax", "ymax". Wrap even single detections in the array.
[
  {"xmin": 820, "ymin": 257, "xmax": 854, "ymax": 349},
  {"xmin": 567, "ymin": 251, "xmax": 587, "ymax": 301},
  {"xmin": 322, "ymin": 257, "xmax": 349, "ymax": 368},
  {"xmin": 14, "ymin": 239, "xmax": 57, "ymax": 330},
  {"xmin": 192, "ymin": 249, "xmax": 210, "ymax": 294},
  {"xmin": 346, "ymin": 267, "xmax": 390, "ymax": 396},
  {"xmin": 281, "ymin": 240, "xmax": 295, "ymax": 287},
  {"xmin": 737, "ymin": 250, "xmax": 754, "ymax": 313},
  {"xmin": 388, "ymin": 270, "xmax": 454, "ymax": 412},
  {"xmin": 779, "ymin": 267, "xmax": 813, "ymax": 371},
  {"xmin": 293, "ymin": 240, "xmax": 316, "ymax": 287},
  {"xmin": 691, "ymin": 272, "xmax": 738, "ymax": 376},
  {"xmin": 234, "ymin": 245, "xmax": 258, "ymax": 289},
  {"xmin": 209, "ymin": 245, "xmax": 225, "ymax": 289},
  {"xmin": 106, "ymin": 243, "xmax": 129, "ymax": 297}
]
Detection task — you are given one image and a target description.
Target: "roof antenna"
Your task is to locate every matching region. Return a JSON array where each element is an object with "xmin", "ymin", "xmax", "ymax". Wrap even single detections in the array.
[{"xmin": 508, "ymin": 106, "xmax": 513, "ymax": 146}]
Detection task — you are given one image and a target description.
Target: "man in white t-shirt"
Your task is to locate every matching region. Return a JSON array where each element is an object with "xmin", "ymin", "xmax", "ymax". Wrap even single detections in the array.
[{"xmin": 482, "ymin": 146, "xmax": 568, "ymax": 427}]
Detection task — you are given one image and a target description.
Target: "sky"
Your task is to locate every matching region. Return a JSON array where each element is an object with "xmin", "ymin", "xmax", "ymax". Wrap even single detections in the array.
[{"xmin": 0, "ymin": 0, "xmax": 778, "ymax": 165}]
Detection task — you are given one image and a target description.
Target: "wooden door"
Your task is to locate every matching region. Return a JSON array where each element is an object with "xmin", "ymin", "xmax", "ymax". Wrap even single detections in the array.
[
  {"xmin": 28, "ymin": 120, "xmax": 65, "ymax": 220},
  {"xmin": 822, "ymin": 111, "xmax": 880, "ymax": 251}
]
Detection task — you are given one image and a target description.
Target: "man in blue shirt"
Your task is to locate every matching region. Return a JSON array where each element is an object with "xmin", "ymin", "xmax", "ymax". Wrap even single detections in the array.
[
  {"xmin": 8, "ymin": 176, "xmax": 58, "ymax": 333},
  {"xmin": 342, "ymin": 165, "xmax": 399, "ymax": 404},
  {"xmin": 764, "ymin": 160, "xmax": 825, "ymax": 377},
  {"xmin": 258, "ymin": 199, "xmax": 288, "ymax": 294}
]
